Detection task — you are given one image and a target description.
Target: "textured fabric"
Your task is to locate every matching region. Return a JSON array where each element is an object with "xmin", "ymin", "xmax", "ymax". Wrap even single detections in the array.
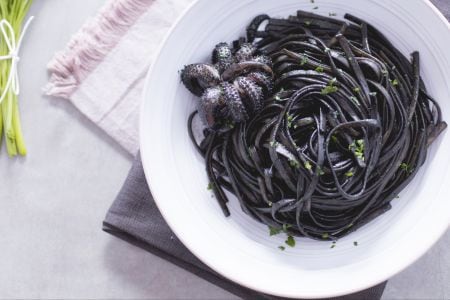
[
  {"xmin": 103, "ymin": 154, "xmax": 387, "ymax": 300},
  {"xmin": 45, "ymin": 0, "xmax": 193, "ymax": 154}
]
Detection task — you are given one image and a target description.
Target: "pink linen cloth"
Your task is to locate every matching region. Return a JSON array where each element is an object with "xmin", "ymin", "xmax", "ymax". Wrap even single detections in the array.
[{"xmin": 45, "ymin": 0, "xmax": 193, "ymax": 154}]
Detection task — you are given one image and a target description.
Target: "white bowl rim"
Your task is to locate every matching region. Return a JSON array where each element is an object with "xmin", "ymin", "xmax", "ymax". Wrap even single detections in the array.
[{"xmin": 140, "ymin": 0, "xmax": 450, "ymax": 298}]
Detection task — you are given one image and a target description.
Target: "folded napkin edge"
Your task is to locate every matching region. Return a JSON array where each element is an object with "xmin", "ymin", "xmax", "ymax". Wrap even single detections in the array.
[{"xmin": 44, "ymin": 0, "xmax": 154, "ymax": 99}]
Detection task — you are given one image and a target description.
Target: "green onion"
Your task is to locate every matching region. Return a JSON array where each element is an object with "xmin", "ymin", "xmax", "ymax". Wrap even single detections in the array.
[{"xmin": 0, "ymin": 0, "xmax": 33, "ymax": 157}]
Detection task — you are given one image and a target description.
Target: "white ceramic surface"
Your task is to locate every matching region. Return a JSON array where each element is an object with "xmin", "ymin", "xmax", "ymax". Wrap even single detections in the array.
[{"xmin": 140, "ymin": 0, "xmax": 450, "ymax": 298}]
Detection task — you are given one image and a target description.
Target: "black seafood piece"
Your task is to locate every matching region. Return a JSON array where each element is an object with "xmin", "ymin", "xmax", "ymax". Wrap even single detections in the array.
[
  {"xmin": 180, "ymin": 42, "xmax": 274, "ymax": 129},
  {"xmin": 180, "ymin": 64, "xmax": 220, "ymax": 96}
]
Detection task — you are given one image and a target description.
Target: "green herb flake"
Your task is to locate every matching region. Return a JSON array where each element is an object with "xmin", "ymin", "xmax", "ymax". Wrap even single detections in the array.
[
  {"xmin": 381, "ymin": 69, "xmax": 389, "ymax": 76},
  {"xmin": 353, "ymin": 241, "xmax": 358, "ymax": 246},
  {"xmin": 282, "ymin": 224, "xmax": 292, "ymax": 232},
  {"xmin": 400, "ymin": 162, "xmax": 413, "ymax": 173},
  {"xmin": 391, "ymin": 79, "xmax": 399, "ymax": 86},
  {"xmin": 321, "ymin": 85, "xmax": 338, "ymax": 95},
  {"xmin": 330, "ymin": 244, "xmax": 336, "ymax": 249},
  {"xmin": 349, "ymin": 139, "xmax": 365, "ymax": 161},
  {"xmin": 331, "ymin": 135, "xmax": 339, "ymax": 143},
  {"xmin": 289, "ymin": 159, "xmax": 300, "ymax": 169},
  {"xmin": 322, "ymin": 233, "xmax": 329, "ymax": 239},
  {"xmin": 286, "ymin": 114, "xmax": 294, "ymax": 128},
  {"xmin": 353, "ymin": 87, "xmax": 361, "ymax": 93},
  {"xmin": 305, "ymin": 20, "xmax": 312, "ymax": 26},
  {"xmin": 329, "ymin": 12, "xmax": 337, "ymax": 16},
  {"xmin": 278, "ymin": 246, "xmax": 286, "ymax": 251},
  {"xmin": 315, "ymin": 66, "xmax": 324, "ymax": 73},
  {"xmin": 270, "ymin": 141, "xmax": 278, "ymax": 147},
  {"xmin": 285, "ymin": 236, "xmax": 296, "ymax": 247},
  {"xmin": 345, "ymin": 171, "xmax": 354, "ymax": 177},
  {"xmin": 318, "ymin": 167, "xmax": 325, "ymax": 176},
  {"xmin": 300, "ymin": 55, "xmax": 308, "ymax": 65},
  {"xmin": 313, "ymin": 6, "xmax": 319, "ymax": 9},
  {"xmin": 269, "ymin": 226, "xmax": 282, "ymax": 236},
  {"xmin": 304, "ymin": 161, "xmax": 313, "ymax": 170},
  {"xmin": 207, "ymin": 182, "xmax": 214, "ymax": 191}
]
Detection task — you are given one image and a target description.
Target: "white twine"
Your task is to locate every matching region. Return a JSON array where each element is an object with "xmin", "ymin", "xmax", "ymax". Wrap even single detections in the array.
[{"xmin": 0, "ymin": 16, "xmax": 34, "ymax": 105}]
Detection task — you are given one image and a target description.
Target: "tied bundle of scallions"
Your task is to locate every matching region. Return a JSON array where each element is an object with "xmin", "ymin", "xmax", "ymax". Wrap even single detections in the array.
[{"xmin": 0, "ymin": 0, "xmax": 33, "ymax": 157}]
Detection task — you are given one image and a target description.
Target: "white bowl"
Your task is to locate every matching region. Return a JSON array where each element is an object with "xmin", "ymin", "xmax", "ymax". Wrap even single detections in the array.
[{"xmin": 140, "ymin": 0, "xmax": 450, "ymax": 298}]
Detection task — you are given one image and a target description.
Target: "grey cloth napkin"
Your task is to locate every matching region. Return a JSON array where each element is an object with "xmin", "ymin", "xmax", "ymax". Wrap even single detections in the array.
[
  {"xmin": 103, "ymin": 1, "xmax": 448, "ymax": 299},
  {"xmin": 103, "ymin": 154, "xmax": 386, "ymax": 300}
]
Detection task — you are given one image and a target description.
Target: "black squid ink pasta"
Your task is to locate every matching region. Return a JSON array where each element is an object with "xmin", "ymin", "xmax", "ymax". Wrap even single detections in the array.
[{"xmin": 181, "ymin": 11, "xmax": 447, "ymax": 241}]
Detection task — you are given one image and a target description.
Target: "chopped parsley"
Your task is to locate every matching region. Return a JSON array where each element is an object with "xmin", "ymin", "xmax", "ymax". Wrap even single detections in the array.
[
  {"xmin": 304, "ymin": 161, "xmax": 313, "ymax": 170},
  {"xmin": 329, "ymin": 12, "xmax": 337, "ymax": 17},
  {"xmin": 207, "ymin": 182, "xmax": 214, "ymax": 190},
  {"xmin": 353, "ymin": 241, "xmax": 358, "ymax": 246},
  {"xmin": 391, "ymin": 79, "xmax": 399, "ymax": 86},
  {"xmin": 400, "ymin": 162, "xmax": 413, "ymax": 173},
  {"xmin": 345, "ymin": 170, "xmax": 354, "ymax": 177},
  {"xmin": 269, "ymin": 226, "xmax": 282, "ymax": 236},
  {"xmin": 313, "ymin": 6, "xmax": 319, "ymax": 9},
  {"xmin": 315, "ymin": 66, "xmax": 324, "ymax": 73},
  {"xmin": 300, "ymin": 55, "xmax": 308, "ymax": 65},
  {"xmin": 321, "ymin": 85, "xmax": 338, "ymax": 95},
  {"xmin": 285, "ymin": 236, "xmax": 296, "ymax": 247},
  {"xmin": 289, "ymin": 159, "xmax": 300, "ymax": 169},
  {"xmin": 353, "ymin": 87, "xmax": 361, "ymax": 93},
  {"xmin": 282, "ymin": 224, "xmax": 292, "ymax": 232},
  {"xmin": 331, "ymin": 135, "xmax": 339, "ymax": 143},
  {"xmin": 318, "ymin": 167, "xmax": 325, "ymax": 176},
  {"xmin": 270, "ymin": 141, "xmax": 278, "ymax": 147},
  {"xmin": 286, "ymin": 114, "xmax": 294, "ymax": 128},
  {"xmin": 322, "ymin": 233, "xmax": 329, "ymax": 239},
  {"xmin": 330, "ymin": 244, "xmax": 336, "ymax": 249},
  {"xmin": 305, "ymin": 20, "xmax": 312, "ymax": 26},
  {"xmin": 278, "ymin": 246, "xmax": 286, "ymax": 251},
  {"xmin": 349, "ymin": 139, "xmax": 365, "ymax": 161}
]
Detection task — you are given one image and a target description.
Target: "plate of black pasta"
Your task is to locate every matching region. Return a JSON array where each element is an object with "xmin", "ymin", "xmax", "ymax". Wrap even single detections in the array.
[{"xmin": 140, "ymin": 0, "xmax": 450, "ymax": 298}]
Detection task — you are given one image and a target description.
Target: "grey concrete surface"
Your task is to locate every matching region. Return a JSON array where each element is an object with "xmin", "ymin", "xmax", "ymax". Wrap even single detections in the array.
[{"xmin": 0, "ymin": 1, "xmax": 448, "ymax": 299}]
